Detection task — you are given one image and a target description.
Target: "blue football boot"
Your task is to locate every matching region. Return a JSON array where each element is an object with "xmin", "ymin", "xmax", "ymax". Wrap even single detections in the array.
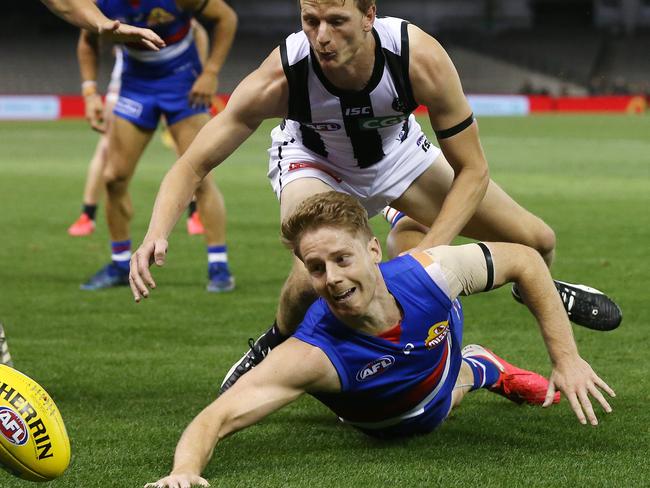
[
  {"xmin": 81, "ymin": 263, "xmax": 130, "ymax": 291},
  {"xmin": 207, "ymin": 264, "xmax": 235, "ymax": 293}
]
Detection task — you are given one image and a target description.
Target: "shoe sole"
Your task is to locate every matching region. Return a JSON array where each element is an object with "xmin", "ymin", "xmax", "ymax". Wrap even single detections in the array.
[
  {"xmin": 220, "ymin": 350, "xmax": 251, "ymax": 390},
  {"xmin": 207, "ymin": 277, "xmax": 236, "ymax": 293}
]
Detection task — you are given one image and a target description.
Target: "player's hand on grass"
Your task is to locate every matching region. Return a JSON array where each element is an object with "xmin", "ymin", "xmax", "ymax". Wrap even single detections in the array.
[
  {"xmin": 129, "ymin": 239, "xmax": 168, "ymax": 302},
  {"xmin": 84, "ymin": 93, "xmax": 105, "ymax": 132},
  {"xmin": 189, "ymin": 72, "xmax": 219, "ymax": 109},
  {"xmin": 544, "ymin": 356, "xmax": 615, "ymax": 426},
  {"xmin": 144, "ymin": 473, "xmax": 210, "ymax": 488},
  {"xmin": 99, "ymin": 20, "xmax": 165, "ymax": 51}
]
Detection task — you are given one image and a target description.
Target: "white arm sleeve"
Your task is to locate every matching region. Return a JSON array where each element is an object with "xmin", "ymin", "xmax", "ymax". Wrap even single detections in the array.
[{"xmin": 419, "ymin": 244, "xmax": 493, "ymax": 301}]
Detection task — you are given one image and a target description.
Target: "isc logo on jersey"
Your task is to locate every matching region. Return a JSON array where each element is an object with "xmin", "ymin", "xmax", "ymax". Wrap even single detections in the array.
[
  {"xmin": 356, "ymin": 355, "xmax": 395, "ymax": 382},
  {"xmin": 0, "ymin": 365, "xmax": 70, "ymax": 482},
  {"xmin": 424, "ymin": 321, "xmax": 449, "ymax": 349}
]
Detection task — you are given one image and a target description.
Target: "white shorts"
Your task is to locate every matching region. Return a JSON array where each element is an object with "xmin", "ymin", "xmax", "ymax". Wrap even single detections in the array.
[{"xmin": 267, "ymin": 124, "xmax": 442, "ymax": 217}]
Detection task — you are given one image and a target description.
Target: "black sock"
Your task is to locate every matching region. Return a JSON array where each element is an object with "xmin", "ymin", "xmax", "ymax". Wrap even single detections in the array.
[
  {"xmin": 188, "ymin": 200, "xmax": 197, "ymax": 217},
  {"xmin": 82, "ymin": 204, "xmax": 97, "ymax": 221}
]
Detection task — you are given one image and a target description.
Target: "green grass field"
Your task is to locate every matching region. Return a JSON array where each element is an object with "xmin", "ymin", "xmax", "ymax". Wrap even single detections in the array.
[{"xmin": 0, "ymin": 115, "xmax": 648, "ymax": 487}]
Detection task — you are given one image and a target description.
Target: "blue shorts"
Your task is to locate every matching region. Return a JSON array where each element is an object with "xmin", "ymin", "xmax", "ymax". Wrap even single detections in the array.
[{"xmin": 114, "ymin": 51, "xmax": 208, "ymax": 130}]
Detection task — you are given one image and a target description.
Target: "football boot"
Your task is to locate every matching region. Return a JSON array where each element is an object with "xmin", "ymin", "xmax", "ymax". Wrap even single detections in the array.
[
  {"xmin": 512, "ymin": 280, "xmax": 622, "ymax": 331},
  {"xmin": 80, "ymin": 263, "xmax": 129, "ymax": 291},
  {"xmin": 68, "ymin": 213, "xmax": 95, "ymax": 236},
  {"xmin": 220, "ymin": 324, "xmax": 285, "ymax": 394},
  {"xmin": 462, "ymin": 344, "xmax": 560, "ymax": 406},
  {"xmin": 186, "ymin": 211, "xmax": 205, "ymax": 236}
]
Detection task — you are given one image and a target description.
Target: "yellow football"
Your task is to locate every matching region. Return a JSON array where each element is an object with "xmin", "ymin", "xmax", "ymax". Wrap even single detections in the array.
[{"xmin": 0, "ymin": 365, "xmax": 70, "ymax": 482}]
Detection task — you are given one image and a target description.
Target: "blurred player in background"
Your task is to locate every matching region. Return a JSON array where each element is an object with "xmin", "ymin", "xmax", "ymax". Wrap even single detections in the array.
[
  {"xmin": 79, "ymin": 0, "xmax": 237, "ymax": 293},
  {"xmin": 144, "ymin": 192, "xmax": 614, "ymax": 488},
  {"xmin": 128, "ymin": 0, "xmax": 621, "ymax": 389},
  {"xmin": 68, "ymin": 20, "xmax": 210, "ymax": 237},
  {"xmin": 40, "ymin": 0, "xmax": 164, "ymax": 49},
  {"xmin": 0, "ymin": 323, "xmax": 13, "ymax": 367},
  {"xmin": 67, "ymin": 46, "xmax": 123, "ymax": 236}
]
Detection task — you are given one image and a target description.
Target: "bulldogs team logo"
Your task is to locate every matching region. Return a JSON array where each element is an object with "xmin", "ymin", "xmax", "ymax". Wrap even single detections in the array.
[
  {"xmin": 424, "ymin": 320, "xmax": 449, "ymax": 349},
  {"xmin": 356, "ymin": 356, "xmax": 395, "ymax": 382},
  {"xmin": 147, "ymin": 8, "xmax": 175, "ymax": 26},
  {"xmin": 0, "ymin": 406, "xmax": 29, "ymax": 446}
]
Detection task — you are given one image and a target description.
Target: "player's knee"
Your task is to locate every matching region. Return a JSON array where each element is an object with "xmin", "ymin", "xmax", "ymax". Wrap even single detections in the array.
[
  {"xmin": 385, "ymin": 217, "xmax": 428, "ymax": 258},
  {"xmin": 532, "ymin": 222, "xmax": 556, "ymax": 258},
  {"xmin": 104, "ymin": 169, "xmax": 130, "ymax": 195}
]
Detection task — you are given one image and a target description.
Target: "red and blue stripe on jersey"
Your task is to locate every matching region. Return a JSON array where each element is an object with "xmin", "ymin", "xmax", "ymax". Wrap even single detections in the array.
[
  {"xmin": 293, "ymin": 254, "xmax": 463, "ymax": 434},
  {"xmin": 97, "ymin": 0, "xmax": 192, "ymax": 47}
]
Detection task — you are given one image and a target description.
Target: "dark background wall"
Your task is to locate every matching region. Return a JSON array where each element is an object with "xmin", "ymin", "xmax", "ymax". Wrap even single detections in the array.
[{"xmin": 1, "ymin": 1, "xmax": 648, "ymax": 95}]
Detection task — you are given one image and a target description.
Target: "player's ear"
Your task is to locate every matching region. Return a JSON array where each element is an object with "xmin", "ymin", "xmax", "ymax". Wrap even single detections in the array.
[
  {"xmin": 368, "ymin": 236, "xmax": 382, "ymax": 264},
  {"xmin": 362, "ymin": 4, "xmax": 376, "ymax": 32}
]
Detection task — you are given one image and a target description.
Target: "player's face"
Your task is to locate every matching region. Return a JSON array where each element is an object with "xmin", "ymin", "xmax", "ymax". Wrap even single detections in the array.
[
  {"xmin": 299, "ymin": 226, "xmax": 382, "ymax": 321},
  {"xmin": 300, "ymin": 0, "xmax": 375, "ymax": 69}
]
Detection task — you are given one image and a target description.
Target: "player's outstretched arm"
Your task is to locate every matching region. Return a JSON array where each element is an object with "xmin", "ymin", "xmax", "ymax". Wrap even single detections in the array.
[
  {"xmin": 41, "ymin": 0, "xmax": 164, "ymax": 49},
  {"xmin": 416, "ymin": 243, "xmax": 615, "ymax": 425},
  {"xmin": 144, "ymin": 339, "xmax": 335, "ymax": 487},
  {"xmin": 129, "ymin": 49, "xmax": 288, "ymax": 302},
  {"xmin": 408, "ymin": 25, "xmax": 489, "ymax": 249}
]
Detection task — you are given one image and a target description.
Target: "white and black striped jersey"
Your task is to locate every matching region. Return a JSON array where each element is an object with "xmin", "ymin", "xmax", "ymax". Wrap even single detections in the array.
[{"xmin": 279, "ymin": 17, "xmax": 422, "ymax": 169}]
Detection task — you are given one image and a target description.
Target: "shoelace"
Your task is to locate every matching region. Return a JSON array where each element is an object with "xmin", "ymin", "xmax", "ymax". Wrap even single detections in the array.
[{"xmin": 247, "ymin": 338, "xmax": 270, "ymax": 363}]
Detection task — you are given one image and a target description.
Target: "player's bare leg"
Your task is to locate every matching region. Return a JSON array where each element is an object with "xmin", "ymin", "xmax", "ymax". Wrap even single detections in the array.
[
  {"xmin": 384, "ymin": 213, "xmax": 429, "ymax": 258},
  {"xmin": 81, "ymin": 117, "xmax": 153, "ymax": 290},
  {"xmin": 104, "ymin": 117, "xmax": 154, "ymax": 240},
  {"xmin": 390, "ymin": 153, "xmax": 556, "ymax": 265},
  {"xmin": 389, "ymin": 153, "xmax": 621, "ymax": 331},
  {"xmin": 220, "ymin": 177, "xmax": 333, "ymax": 393},
  {"xmin": 68, "ymin": 99, "xmax": 117, "ymax": 236},
  {"xmin": 169, "ymin": 114, "xmax": 234, "ymax": 292},
  {"xmin": 450, "ymin": 359, "xmax": 474, "ymax": 409}
]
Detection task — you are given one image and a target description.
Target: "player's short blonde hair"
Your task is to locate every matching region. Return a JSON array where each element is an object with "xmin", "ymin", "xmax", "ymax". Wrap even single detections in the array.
[
  {"xmin": 300, "ymin": 0, "xmax": 376, "ymax": 14},
  {"xmin": 281, "ymin": 192, "xmax": 374, "ymax": 257}
]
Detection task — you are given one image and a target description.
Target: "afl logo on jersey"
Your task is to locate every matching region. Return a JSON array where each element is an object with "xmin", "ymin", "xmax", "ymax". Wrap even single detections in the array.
[
  {"xmin": 302, "ymin": 122, "xmax": 341, "ymax": 132},
  {"xmin": 424, "ymin": 320, "xmax": 449, "ymax": 349},
  {"xmin": 0, "ymin": 407, "xmax": 29, "ymax": 446},
  {"xmin": 356, "ymin": 355, "xmax": 395, "ymax": 382}
]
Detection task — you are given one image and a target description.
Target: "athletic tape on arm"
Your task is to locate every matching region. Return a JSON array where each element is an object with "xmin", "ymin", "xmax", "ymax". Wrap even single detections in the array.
[{"xmin": 422, "ymin": 244, "xmax": 489, "ymax": 300}]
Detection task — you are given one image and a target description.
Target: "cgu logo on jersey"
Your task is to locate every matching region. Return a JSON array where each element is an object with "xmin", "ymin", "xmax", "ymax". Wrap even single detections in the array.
[
  {"xmin": 358, "ymin": 114, "xmax": 409, "ymax": 130},
  {"xmin": 147, "ymin": 8, "xmax": 175, "ymax": 26},
  {"xmin": 0, "ymin": 406, "xmax": 29, "ymax": 446},
  {"xmin": 356, "ymin": 355, "xmax": 395, "ymax": 382},
  {"xmin": 302, "ymin": 122, "xmax": 342, "ymax": 132},
  {"xmin": 424, "ymin": 320, "xmax": 449, "ymax": 349},
  {"xmin": 345, "ymin": 106, "xmax": 371, "ymax": 116}
]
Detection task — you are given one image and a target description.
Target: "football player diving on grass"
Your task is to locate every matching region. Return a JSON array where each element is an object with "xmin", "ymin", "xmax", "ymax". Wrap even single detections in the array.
[
  {"xmin": 145, "ymin": 192, "xmax": 614, "ymax": 488},
  {"xmin": 129, "ymin": 0, "xmax": 622, "ymax": 396}
]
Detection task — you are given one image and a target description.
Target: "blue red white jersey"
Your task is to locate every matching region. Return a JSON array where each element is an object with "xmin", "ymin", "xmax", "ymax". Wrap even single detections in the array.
[
  {"xmin": 293, "ymin": 254, "xmax": 463, "ymax": 437},
  {"xmin": 96, "ymin": 0, "xmax": 196, "ymax": 77}
]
